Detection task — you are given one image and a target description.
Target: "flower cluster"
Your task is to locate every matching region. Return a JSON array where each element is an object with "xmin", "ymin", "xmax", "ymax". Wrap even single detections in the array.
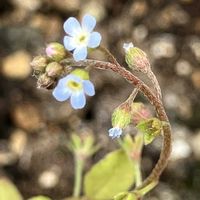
[
  {"xmin": 31, "ymin": 14, "xmax": 157, "ymax": 140},
  {"xmin": 63, "ymin": 14, "xmax": 101, "ymax": 61}
]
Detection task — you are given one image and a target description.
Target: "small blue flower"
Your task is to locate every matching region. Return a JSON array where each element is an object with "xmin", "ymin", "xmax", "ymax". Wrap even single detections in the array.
[
  {"xmin": 108, "ymin": 127, "xmax": 123, "ymax": 139},
  {"xmin": 52, "ymin": 74, "xmax": 95, "ymax": 109},
  {"xmin": 63, "ymin": 14, "xmax": 102, "ymax": 61}
]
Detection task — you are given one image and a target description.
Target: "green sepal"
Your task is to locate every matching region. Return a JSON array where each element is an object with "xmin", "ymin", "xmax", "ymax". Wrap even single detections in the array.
[
  {"xmin": 71, "ymin": 69, "xmax": 89, "ymax": 80},
  {"xmin": 112, "ymin": 107, "xmax": 131, "ymax": 129},
  {"xmin": 136, "ymin": 118, "xmax": 162, "ymax": 145},
  {"xmin": 125, "ymin": 46, "xmax": 149, "ymax": 73},
  {"xmin": 125, "ymin": 47, "xmax": 146, "ymax": 68}
]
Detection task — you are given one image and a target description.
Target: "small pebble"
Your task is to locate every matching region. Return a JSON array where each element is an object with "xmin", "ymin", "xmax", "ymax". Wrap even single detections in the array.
[
  {"xmin": 191, "ymin": 70, "xmax": 200, "ymax": 89},
  {"xmin": 150, "ymin": 34, "xmax": 176, "ymax": 59},
  {"xmin": 9, "ymin": 129, "xmax": 27, "ymax": 157},
  {"xmin": 12, "ymin": 103, "xmax": 43, "ymax": 131},
  {"xmin": 171, "ymin": 139, "xmax": 191, "ymax": 161},
  {"xmin": 175, "ymin": 59, "xmax": 193, "ymax": 76},
  {"xmin": 188, "ymin": 36, "xmax": 200, "ymax": 62},
  {"xmin": 132, "ymin": 25, "xmax": 148, "ymax": 42},
  {"xmin": 38, "ymin": 166, "xmax": 61, "ymax": 189},
  {"xmin": 1, "ymin": 51, "xmax": 31, "ymax": 80}
]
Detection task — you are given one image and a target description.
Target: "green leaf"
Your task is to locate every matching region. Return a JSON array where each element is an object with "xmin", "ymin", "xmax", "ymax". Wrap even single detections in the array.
[
  {"xmin": 136, "ymin": 118, "xmax": 162, "ymax": 145},
  {"xmin": 0, "ymin": 178, "xmax": 23, "ymax": 200},
  {"xmin": 84, "ymin": 149, "xmax": 135, "ymax": 200},
  {"xmin": 63, "ymin": 197, "xmax": 87, "ymax": 200},
  {"xmin": 114, "ymin": 192, "xmax": 137, "ymax": 200},
  {"xmin": 28, "ymin": 196, "xmax": 52, "ymax": 200}
]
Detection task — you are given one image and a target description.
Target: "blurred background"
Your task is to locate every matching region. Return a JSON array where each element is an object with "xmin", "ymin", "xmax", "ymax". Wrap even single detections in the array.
[{"xmin": 0, "ymin": 0, "xmax": 200, "ymax": 199}]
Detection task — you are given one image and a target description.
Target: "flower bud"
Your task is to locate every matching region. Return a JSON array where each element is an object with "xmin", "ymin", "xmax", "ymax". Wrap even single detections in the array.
[
  {"xmin": 131, "ymin": 102, "xmax": 151, "ymax": 124},
  {"xmin": 112, "ymin": 104, "xmax": 132, "ymax": 129},
  {"xmin": 45, "ymin": 62, "xmax": 63, "ymax": 78},
  {"xmin": 30, "ymin": 55, "xmax": 48, "ymax": 72},
  {"xmin": 109, "ymin": 103, "xmax": 132, "ymax": 138},
  {"xmin": 67, "ymin": 132, "xmax": 99, "ymax": 159},
  {"xmin": 123, "ymin": 43, "xmax": 150, "ymax": 73},
  {"xmin": 45, "ymin": 42, "xmax": 66, "ymax": 61},
  {"xmin": 136, "ymin": 117, "xmax": 163, "ymax": 145},
  {"xmin": 37, "ymin": 74, "xmax": 55, "ymax": 89},
  {"xmin": 71, "ymin": 68, "xmax": 89, "ymax": 80}
]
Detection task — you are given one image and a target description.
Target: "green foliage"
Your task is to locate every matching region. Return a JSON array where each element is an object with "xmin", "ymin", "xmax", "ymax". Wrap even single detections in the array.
[
  {"xmin": 84, "ymin": 149, "xmax": 135, "ymax": 200},
  {"xmin": 121, "ymin": 134, "xmax": 143, "ymax": 157},
  {"xmin": 114, "ymin": 192, "xmax": 137, "ymax": 200},
  {"xmin": 67, "ymin": 133, "xmax": 99, "ymax": 158},
  {"xmin": 64, "ymin": 197, "xmax": 87, "ymax": 200},
  {"xmin": 28, "ymin": 196, "xmax": 52, "ymax": 200},
  {"xmin": 0, "ymin": 178, "xmax": 23, "ymax": 200},
  {"xmin": 136, "ymin": 118, "xmax": 162, "ymax": 145},
  {"xmin": 28, "ymin": 196, "xmax": 51, "ymax": 200}
]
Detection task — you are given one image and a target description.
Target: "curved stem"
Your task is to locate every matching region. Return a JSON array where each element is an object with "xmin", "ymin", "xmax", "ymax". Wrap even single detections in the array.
[
  {"xmin": 146, "ymin": 70, "xmax": 162, "ymax": 100},
  {"xmin": 62, "ymin": 58, "xmax": 172, "ymax": 192}
]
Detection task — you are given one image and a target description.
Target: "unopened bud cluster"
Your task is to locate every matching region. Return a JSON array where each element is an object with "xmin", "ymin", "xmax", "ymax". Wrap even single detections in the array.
[{"xmin": 30, "ymin": 43, "xmax": 67, "ymax": 89}]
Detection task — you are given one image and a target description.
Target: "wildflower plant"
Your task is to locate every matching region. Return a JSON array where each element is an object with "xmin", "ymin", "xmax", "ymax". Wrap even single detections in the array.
[{"xmin": 29, "ymin": 14, "xmax": 172, "ymax": 200}]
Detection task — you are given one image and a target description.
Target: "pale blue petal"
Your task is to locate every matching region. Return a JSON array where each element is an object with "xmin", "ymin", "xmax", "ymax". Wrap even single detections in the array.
[
  {"xmin": 88, "ymin": 32, "xmax": 101, "ymax": 48},
  {"xmin": 56, "ymin": 76, "xmax": 71, "ymax": 88},
  {"xmin": 55, "ymin": 75, "xmax": 81, "ymax": 92},
  {"xmin": 65, "ymin": 74, "xmax": 82, "ymax": 84},
  {"xmin": 63, "ymin": 17, "xmax": 81, "ymax": 36},
  {"xmin": 63, "ymin": 36, "xmax": 77, "ymax": 51},
  {"xmin": 83, "ymin": 80, "xmax": 95, "ymax": 96},
  {"xmin": 108, "ymin": 127, "xmax": 122, "ymax": 139},
  {"xmin": 82, "ymin": 14, "xmax": 96, "ymax": 32},
  {"xmin": 70, "ymin": 91, "xmax": 86, "ymax": 109},
  {"xmin": 73, "ymin": 46, "xmax": 87, "ymax": 61},
  {"xmin": 52, "ymin": 86, "xmax": 71, "ymax": 102}
]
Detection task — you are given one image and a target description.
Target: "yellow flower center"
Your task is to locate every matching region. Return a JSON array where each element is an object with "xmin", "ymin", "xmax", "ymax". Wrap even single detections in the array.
[
  {"xmin": 67, "ymin": 80, "xmax": 82, "ymax": 91},
  {"xmin": 75, "ymin": 32, "xmax": 89, "ymax": 46}
]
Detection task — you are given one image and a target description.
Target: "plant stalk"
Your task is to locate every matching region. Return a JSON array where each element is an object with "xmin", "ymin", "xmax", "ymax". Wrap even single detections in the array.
[
  {"xmin": 135, "ymin": 161, "xmax": 142, "ymax": 188},
  {"xmin": 73, "ymin": 155, "xmax": 84, "ymax": 198}
]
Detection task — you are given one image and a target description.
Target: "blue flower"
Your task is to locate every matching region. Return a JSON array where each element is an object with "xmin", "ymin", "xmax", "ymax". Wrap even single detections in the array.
[
  {"xmin": 63, "ymin": 14, "xmax": 102, "ymax": 61},
  {"xmin": 108, "ymin": 127, "xmax": 123, "ymax": 139},
  {"xmin": 52, "ymin": 74, "xmax": 95, "ymax": 109}
]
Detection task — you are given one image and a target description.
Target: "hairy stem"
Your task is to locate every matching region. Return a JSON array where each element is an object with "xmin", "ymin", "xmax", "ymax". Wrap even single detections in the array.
[
  {"xmin": 146, "ymin": 70, "xmax": 162, "ymax": 100},
  {"xmin": 62, "ymin": 58, "xmax": 172, "ymax": 192}
]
